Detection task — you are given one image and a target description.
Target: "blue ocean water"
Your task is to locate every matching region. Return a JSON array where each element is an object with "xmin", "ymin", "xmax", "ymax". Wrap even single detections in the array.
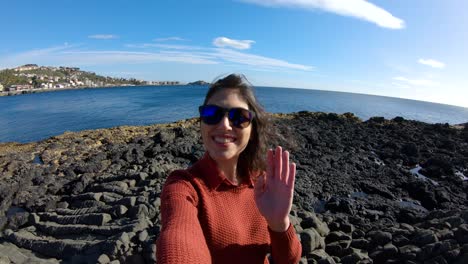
[{"xmin": 0, "ymin": 85, "xmax": 467, "ymax": 143}]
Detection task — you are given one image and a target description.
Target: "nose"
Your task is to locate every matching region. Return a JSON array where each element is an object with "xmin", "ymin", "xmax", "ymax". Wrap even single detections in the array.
[{"xmin": 217, "ymin": 114, "xmax": 232, "ymax": 129}]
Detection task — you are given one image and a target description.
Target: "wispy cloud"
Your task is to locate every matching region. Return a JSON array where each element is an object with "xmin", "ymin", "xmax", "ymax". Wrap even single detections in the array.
[
  {"xmin": 125, "ymin": 43, "xmax": 204, "ymax": 50},
  {"xmin": 0, "ymin": 43, "xmax": 312, "ymax": 72},
  {"xmin": 393, "ymin": 76, "xmax": 438, "ymax": 86},
  {"xmin": 88, "ymin": 34, "xmax": 119, "ymax": 39},
  {"xmin": 0, "ymin": 44, "xmax": 78, "ymax": 68},
  {"xmin": 213, "ymin": 48, "xmax": 313, "ymax": 70},
  {"xmin": 60, "ymin": 50, "xmax": 218, "ymax": 65},
  {"xmin": 213, "ymin": 37, "xmax": 255, "ymax": 50},
  {"xmin": 239, "ymin": 0, "xmax": 404, "ymax": 29},
  {"xmin": 418, "ymin": 58, "xmax": 445, "ymax": 69},
  {"xmin": 153, "ymin": 37, "xmax": 187, "ymax": 42}
]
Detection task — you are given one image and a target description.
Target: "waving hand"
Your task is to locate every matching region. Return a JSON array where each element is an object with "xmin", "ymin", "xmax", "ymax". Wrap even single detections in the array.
[{"xmin": 254, "ymin": 146, "xmax": 296, "ymax": 232}]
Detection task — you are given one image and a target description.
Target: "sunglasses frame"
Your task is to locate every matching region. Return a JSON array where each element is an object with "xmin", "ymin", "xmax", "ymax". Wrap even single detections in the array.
[{"xmin": 199, "ymin": 104, "xmax": 255, "ymax": 128}]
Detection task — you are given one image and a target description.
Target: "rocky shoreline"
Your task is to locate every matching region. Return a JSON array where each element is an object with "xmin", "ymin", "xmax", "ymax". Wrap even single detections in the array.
[{"xmin": 0, "ymin": 111, "xmax": 467, "ymax": 263}]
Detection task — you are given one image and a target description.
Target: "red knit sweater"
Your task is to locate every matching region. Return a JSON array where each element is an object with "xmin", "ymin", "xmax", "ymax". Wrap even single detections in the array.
[{"xmin": 156, "ymin": 153, "xmax": 302, "ymax": 263}]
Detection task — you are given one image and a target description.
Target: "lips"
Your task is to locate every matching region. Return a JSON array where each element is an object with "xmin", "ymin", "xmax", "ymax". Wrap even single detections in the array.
[{"xmin": 212, "ymin": 135, "xmax": 237, "ymax": 144}]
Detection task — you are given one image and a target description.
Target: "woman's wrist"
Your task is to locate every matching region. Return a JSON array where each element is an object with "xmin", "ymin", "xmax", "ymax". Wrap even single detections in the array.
[{"xmin": 267, "ymin": 217, "xmax": 290, "ymax": 232}]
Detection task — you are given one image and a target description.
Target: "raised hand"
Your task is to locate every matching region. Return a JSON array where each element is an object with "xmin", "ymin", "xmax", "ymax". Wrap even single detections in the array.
[{"xmin": 254, "ymin": 146, "xmax": 296, "ymax": 232}]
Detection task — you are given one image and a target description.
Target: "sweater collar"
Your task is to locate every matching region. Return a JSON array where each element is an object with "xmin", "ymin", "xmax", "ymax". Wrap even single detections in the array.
[{"xmin": 190, "ymin": 152, "xmax": 254, "ymax": 190}]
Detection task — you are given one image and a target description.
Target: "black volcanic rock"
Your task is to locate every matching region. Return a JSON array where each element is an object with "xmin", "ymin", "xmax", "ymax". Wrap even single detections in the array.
[{"xmin": 0, "ymin": 112, "xmax": 467, "ymax": 263}]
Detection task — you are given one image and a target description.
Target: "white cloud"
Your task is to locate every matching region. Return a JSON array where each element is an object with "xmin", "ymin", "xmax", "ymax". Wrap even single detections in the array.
[
  {"xmin": 418, "ymin": 58, "xmax": 445, "ymax": 69},
  {"xmin": 125, "ymin": 43, "xmax": 204, "ymax": 50},
  {"xmin": 213, "ymin": 48, "xmax": 313, "ymax": 70},
  {"xmin": 0, "ymin": 43, "xmax": 313, "ymax": 72},
  {"xmin": 393, "ymin": 76, "xmax": 439, "ymax": 86},
  {"xmin": 240, "ymin": 0, "xmax": 404, "ymax": 29},
  {"xmin": 213, "ymin": 37, "xmax": 255, "ymax": 50},
  {"xmin": 153, "ymin": 37, "xmax": 187, "ymax": 42},
  {"xmin": 88, "ymin": 34, "xmax": 119, "ymax": 39}
]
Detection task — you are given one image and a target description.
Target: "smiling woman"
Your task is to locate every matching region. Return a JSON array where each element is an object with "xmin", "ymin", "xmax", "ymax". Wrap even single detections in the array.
[{"xmin": 156, "ymin": 74, "xmax": 302, "ymax": 263}]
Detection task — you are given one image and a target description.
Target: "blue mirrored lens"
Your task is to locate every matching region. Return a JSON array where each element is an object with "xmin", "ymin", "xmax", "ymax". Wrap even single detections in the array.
[
  {"xmin": 200, "ymin": 105, "xmax": 223, "ymax": 124},
  {"xmin": 199, "ymin": 105, "xmax": 253, "ymax": 128}
]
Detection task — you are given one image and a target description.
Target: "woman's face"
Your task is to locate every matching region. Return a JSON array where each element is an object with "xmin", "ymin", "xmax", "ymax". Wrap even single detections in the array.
[{"xmin": 201, "ymin": 88, "xmax": 252, "ymax": 164}]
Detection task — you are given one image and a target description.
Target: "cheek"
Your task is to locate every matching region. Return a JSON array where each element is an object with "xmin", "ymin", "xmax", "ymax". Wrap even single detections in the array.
[
  {"xmin": 200, "ymin": 124, "xmax": 209, "ymax": 142},
  {"xmin": 242, "ymin": 128, "xmax": 252, "ymax": 143}
]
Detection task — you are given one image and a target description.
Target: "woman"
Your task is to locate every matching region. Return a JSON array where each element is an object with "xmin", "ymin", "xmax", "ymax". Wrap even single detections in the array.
[{"xmin": 156, "ymin": 74, "xmax": 302, "ymax": 263}]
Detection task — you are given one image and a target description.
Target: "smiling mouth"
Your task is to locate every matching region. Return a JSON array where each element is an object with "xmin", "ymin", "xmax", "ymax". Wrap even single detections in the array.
[{"xmin": 213, "ymin": 136, "xmax": 236, "ymax": 144}]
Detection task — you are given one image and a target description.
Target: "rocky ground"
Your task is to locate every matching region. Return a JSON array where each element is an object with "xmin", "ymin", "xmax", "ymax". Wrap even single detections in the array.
[{"xmin": 0, "ymin": 111, "xmax": 467, "ymax": 264}]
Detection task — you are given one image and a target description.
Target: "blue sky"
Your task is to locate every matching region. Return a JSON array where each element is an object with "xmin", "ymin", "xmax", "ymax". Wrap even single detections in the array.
[{"xmin": 1, "ymin": 0, "xmax": 467, "ymax": 107}]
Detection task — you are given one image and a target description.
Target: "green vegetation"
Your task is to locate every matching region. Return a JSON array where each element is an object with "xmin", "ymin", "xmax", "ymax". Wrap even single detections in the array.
[
  {"xmin": 0, "ymin": 69, "xmax": 29, "ymax": 87},
  {"xmin": 21, "ymin": 69, "xmax": 66, "ymax": 78}
]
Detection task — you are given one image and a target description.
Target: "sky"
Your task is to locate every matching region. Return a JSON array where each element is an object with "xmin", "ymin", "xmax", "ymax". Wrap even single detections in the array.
[{"xmin": 1, "ymin": 0, "xmax": 467, "ymax": 107}]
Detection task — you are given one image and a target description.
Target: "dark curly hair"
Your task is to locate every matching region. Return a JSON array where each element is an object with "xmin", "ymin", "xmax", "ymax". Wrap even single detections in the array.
[{"xmin": 202, "ymin": 74, "xmax": 270, "ymax": 179}]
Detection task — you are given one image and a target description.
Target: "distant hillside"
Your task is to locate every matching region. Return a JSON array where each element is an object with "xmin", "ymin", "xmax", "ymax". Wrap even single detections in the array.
[
  {"xmin": 0, "ymin": 69, "xmax": 30, "ymax": 87},
  {"xmin": 187, "ymin": 80, "xmax": 209, "ymax": 86},
  {"xmin": 0, "ymin": 65, "xmax": 179, "ymax": 92}
]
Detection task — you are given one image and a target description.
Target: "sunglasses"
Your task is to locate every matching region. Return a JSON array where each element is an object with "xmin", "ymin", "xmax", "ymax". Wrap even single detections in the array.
[{"xmin": 199, "ymin": 104, "xmax": 255, "ymax": 128}]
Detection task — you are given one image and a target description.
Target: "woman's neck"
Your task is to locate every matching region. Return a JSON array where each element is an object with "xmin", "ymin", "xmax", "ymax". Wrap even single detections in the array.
[{"xmin": 215, "ymin": 159, "xmax": 240, "ymax": 185}]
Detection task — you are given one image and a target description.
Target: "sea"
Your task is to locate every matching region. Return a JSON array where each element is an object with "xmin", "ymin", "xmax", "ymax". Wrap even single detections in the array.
[{"xmin": 1, "ymin": 85, "xmax": 468, "ymax": 143}]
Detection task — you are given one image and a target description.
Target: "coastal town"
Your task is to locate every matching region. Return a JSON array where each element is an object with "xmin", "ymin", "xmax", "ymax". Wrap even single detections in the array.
[{"xmin": 0, "ymin": 64, "xmax": 182, "ymax": 96}]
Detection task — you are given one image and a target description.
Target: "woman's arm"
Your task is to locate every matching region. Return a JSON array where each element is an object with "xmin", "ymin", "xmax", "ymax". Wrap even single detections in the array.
[
  {"xmin": 156, "ymin": 171, "xmax": 212, "ymax": 263},
  {"xmin": 254, "ymin": 146, "xmax": 302, "ymax": 263}
]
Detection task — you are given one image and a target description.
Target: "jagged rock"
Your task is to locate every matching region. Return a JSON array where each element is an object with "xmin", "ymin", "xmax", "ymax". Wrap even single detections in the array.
[
  {"xmin": 340, "ymin": 223, "xmax": 354, "ymax": 234},
  {"xmin": 6, "ymin": 229, "xmax": 97, "ymax": 259},
  {"xmin": 392, "ymin": 234, "xmax": 410, "ymax": 247},
  {"xmin": 454, "ymin": 224, "xmax": 468, "ymax": 243},
  {"xmin": 462, "ymin": 244, "xmax": 468, "ymax": 254},
  {"xmin": 368, "ymin": 230, "xmax": 392, "ymax": 246},
  {"xmin": 412, "ymin": 229, "xmax": 438, "ymax": 246},
  {"xmin": 436, "ymin": 229, "xmax": 454, "ymax": 240},
  {"xmin": 325, "ymin": 231, "xmax": 351, "ymax": 243},
  {"xmin": 300, "ymin": 228, "xmax": 323, "ymax": 254},
  {"xmin": 138, "ymin": 230, "xmax": 149, "ymax": 242},
  {"xmin": 37, "ymin": 212, "xmax": 112, "ymax": 225},
  {"xmin": 399, "ymin": 244, "xmax": 422, "ymax": 260},
  {"xmin": 6, "ymin": 210, "xmax": 29, "ymax": 230},
  {"xmin": 350, "ymin": 238, "xmax": 369, "ymax": 250},
  {"xmin": 97, "ymin": 254, "xmax": 111, "ymax": 264},
  {"xmin": 307, "ymin": 249, "xmax": 335, "ymax": 263},
  {"xmin": 454, "ymin": 254, "xmax": 468, "ymax": 264},
  {"xmin": 340, "ymin": 248, "xmax": 369, "ymax": 264},
  {"xmin": 300, "ymin": 214, "xmax": 330, "ymax": 237},
  {"xmin": 1, "ymin": 112, "xmax": 467, "ymax": 262}
]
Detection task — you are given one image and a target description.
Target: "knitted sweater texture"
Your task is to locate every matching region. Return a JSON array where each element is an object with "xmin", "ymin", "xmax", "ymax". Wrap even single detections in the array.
[{"xmin": 156, "ymin": 153, "xmax": 302, "ymax": 263}]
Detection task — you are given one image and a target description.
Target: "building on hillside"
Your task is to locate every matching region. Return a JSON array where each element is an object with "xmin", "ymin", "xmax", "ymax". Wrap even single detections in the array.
[
  {"xmin": 0, "ymin": 83, "xmax": 4, "ymax": 91},
  {"xmin": 14, "ymin": 64, "xmax": 39, "ymax": 72},
  {"xmin": 8, "ymin": 84, "xmax": 33, "ymax": 91},
  {"xmin": 59, "ymin": 66, "xmax": 80, "ymax": 72}
]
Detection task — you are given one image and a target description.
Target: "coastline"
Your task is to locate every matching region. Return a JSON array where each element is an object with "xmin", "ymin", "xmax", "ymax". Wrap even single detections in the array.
[
  {"xmin": 0, "ymin": 112, "xmax": 467, "ymax": 263},
  {"xmin": 0, "ymin": 84, "xmax": 189, "ymax": 97}
]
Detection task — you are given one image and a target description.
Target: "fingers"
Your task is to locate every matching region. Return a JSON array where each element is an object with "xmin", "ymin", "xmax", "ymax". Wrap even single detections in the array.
[
  {"xmin": 274, "ymin": 146, "xmax": 282, "ymax": 180},
  {"xmin": 267, "ymin": 149, "xmax": 274, "ymax": 180},
  {"xmin": 282, "ymin": 150, "xmax": 290, "ymax": 183},
  {"xmin": 287, "ymin": 162, "xmax": 296, "ymax": 188},
  {"xmin": 269, "ymin": 146, "xmax": 296, "ymax": 186}
]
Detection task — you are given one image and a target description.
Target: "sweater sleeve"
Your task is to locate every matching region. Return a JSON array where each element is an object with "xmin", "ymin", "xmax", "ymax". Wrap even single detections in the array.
[
  {"xmin": 156, "ymin": 171, "xmax": 212, "ymax": 264},
  {"xmin": 269, "ymin": 223, "xmax": 302, "ymax": 264}
]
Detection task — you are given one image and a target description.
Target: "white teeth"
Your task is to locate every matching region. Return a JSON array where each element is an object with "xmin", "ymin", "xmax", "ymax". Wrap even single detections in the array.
[{"xmin": 214, "ymin": 136, "xmax": 235, "ymax": 143}]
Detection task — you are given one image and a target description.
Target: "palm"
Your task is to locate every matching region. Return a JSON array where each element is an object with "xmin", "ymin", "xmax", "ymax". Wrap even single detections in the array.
[{"xmin": 254, "ymin": 146, "xmax": 296, "ymax": 232}]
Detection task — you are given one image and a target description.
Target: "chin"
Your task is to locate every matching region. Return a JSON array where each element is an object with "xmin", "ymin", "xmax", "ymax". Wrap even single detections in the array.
[{"xmin": 208, "ymin": 150, "xmax": 239, "ymax": 162}]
